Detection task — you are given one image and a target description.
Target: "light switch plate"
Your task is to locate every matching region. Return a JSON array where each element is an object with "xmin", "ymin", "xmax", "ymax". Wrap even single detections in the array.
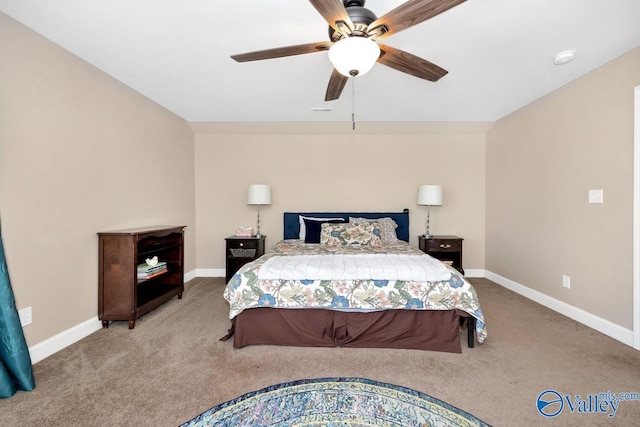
[{"xmin": 588, "ymin": 189, "xmax": 603, "ymax": 204}]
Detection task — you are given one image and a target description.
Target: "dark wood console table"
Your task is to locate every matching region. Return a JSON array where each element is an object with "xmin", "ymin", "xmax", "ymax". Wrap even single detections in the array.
[{"xmin": 98, "ymin": 225, "xmax": 185, "ymax": 329}]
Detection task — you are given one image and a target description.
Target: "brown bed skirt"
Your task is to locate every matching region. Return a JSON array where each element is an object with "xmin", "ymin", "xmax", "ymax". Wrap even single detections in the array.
[{"xmin": 224, "ymin": 308, "xmax": 471, "ymax": 353}]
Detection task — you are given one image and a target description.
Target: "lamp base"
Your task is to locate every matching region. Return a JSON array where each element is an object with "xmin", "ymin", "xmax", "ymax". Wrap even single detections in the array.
[{"xmin": 424, "ymin": 206, "xmax": 432, "ymax": 239}]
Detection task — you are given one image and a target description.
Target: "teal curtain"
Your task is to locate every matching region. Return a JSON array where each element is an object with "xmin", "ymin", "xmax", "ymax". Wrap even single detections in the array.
[{"xmin": 0, "ymin": 226, "xmax": 35, "ymax": 398}]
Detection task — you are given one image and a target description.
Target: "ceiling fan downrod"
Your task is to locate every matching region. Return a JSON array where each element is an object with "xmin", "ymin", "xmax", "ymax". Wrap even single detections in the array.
[{"xmin": 344, "ymin": 0, "xmax": 365, "ymax": 7}]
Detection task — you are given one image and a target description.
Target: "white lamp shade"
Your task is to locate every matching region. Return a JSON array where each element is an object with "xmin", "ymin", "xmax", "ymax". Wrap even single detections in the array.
[
  {"xmin": 328, "ymin": 36, "xmax": 380, "ymax": 77},
  {"xmin": 247, "ymin": 184, "xmax": 271, "ymax": 205},
  {"xmin": 417, "ymin": 185, "xmax": 443, "ymax": 206}
]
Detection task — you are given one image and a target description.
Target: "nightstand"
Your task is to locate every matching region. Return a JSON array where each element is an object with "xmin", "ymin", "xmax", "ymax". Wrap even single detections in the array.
[
  {"xmin": 225, "ymin": 236, "xmax": 265, "ymax": 282},
  {"xmin": 418, "ymin": 235, "xmax": 464, "ymax": 275}
]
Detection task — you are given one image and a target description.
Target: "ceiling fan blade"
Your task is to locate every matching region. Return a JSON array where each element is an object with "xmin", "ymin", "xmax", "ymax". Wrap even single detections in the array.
[
  {"xmin": 368, "ymin": 0, "xmax": 466, "ymax": 40},
  {"xmin": 231, "ymin": 41, "xmax": 333, "ymax": 62},
  {"xmin": 325, "ymin": 69, "xmax": 349, "ymax": 101},
  {"xmin": 377, "ymin": 44, "xmax": 448, "ymax": 82},
  {"xmin": 309, "ymin": 0, "xmax": 354, "ymax": 35}
]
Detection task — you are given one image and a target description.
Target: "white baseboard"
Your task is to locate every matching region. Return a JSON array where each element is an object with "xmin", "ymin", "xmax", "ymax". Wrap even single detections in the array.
[
  {"xmin": 195, "ymin": 268, "xmax": 224, "ymax": 277},
  {"xmin": 184, "ymin": 269, "xmax": 198, "ymax": 282},
  {"xmin": 29, "ymin": 317, "xmax": 102, "ymax": 364},
  {"xmin": 463, "ymin": 268, "xmax": 484, "ymax": 278},
  {"xmin": 485, "ymin": 270, "xmax": 635, "ymax": 348}
]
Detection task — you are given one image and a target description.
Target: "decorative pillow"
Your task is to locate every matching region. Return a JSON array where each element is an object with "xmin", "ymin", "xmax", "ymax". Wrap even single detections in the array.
[
  {"xmin": 298, "ymin": 216, "xmax": 344, "ymax": 240},
  {"xmin": 349, "ymin": 217, "xmax": 399, "ymax": 244},
  {"xmin": 320, "ymin": 223, "xmax": 382, "ymax": 246},
  {"xmin": 303, "ymin": 218, "xmax": 346, "ymax": 243}
]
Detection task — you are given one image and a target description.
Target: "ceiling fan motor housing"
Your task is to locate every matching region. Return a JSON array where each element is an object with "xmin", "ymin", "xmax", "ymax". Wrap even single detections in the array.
[{"xmin": 329, "ymin": 2, "xmax": 378, "ymax": 41}]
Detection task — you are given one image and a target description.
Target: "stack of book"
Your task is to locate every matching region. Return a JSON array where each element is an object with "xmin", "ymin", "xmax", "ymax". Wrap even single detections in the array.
[{"xmin": 137, "ymin": 261, "xmax": 168, "ymax": 280}]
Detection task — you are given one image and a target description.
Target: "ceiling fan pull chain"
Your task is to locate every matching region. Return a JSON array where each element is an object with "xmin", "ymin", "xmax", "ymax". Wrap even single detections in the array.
[{"xmin": 351, "ymin": 77, "xmax": 356, "ymax": 130}]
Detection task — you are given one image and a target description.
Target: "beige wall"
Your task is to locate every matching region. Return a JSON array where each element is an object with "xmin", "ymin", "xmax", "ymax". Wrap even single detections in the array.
[
  {"xmin": 194, "ymin": 127, "xmax": 487, "ymax": 271},
  {"xmin": 486, "ymin": 46, "xmax": 640, "ymax": 329},
  {"xmin": 0, "ymin": 13, "xmax": 196, "ymax": 346}
]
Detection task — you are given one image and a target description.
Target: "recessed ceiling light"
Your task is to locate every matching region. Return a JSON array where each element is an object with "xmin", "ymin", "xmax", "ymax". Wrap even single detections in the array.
[{"xmin": 553, "ymin": 50, "xmax": 576, "ymax": 65}]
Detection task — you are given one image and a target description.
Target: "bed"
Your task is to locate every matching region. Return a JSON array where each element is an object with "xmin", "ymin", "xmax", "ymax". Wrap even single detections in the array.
[{"xmin": 222, "ymin": 210, "xmax": 486, "ymax": 353}]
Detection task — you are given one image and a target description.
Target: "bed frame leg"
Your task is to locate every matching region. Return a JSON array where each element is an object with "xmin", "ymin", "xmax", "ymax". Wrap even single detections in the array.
[{"xmin": 467, "ymin": 317, "xmax": 475, "ymax": 348}]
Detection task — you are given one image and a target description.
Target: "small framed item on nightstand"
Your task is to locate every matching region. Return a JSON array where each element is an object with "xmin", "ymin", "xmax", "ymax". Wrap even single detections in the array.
[
  {"xmin": 418, "ymin": 235, "xmax": 464, "ymax": 275},
  {"xmin": 235, "ymin": 226, "xmax": 253, "ymax": 237},
  {"xmin": 225, "ymin": 235, "xmax": 265, "ymax": 282}
]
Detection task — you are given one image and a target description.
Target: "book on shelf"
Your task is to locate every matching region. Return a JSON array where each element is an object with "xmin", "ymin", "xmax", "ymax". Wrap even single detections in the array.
[
  {"xmin": 138, "ymin": 269, "xmax": 167, "ymax": 280},
  {"xmin": 137, "ymin": 261, "xmax": 168, "ymax": 279}
]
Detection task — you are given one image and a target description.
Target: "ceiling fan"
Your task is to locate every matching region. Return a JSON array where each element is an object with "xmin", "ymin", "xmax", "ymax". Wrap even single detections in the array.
[{"xmin": 230, "ymin": 0, "xmax": 467, "ymax": 102}]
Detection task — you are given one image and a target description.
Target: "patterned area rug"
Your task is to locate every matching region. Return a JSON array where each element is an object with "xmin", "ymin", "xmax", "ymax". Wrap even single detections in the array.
[{"xmin": 181, "ymin": 377, "xmax": 490, "ymax": 427}]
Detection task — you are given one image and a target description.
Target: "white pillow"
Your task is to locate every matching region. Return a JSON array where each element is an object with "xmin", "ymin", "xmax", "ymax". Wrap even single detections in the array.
[{"xmin": 299, "ymin": 216, "xmax": 344, "ymax": 240}]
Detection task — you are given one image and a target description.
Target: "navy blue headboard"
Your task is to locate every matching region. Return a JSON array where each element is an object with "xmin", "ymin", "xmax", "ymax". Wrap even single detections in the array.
[{"xmin": 283, "ymin": 209, "xmax": 410, "ymax": 242}]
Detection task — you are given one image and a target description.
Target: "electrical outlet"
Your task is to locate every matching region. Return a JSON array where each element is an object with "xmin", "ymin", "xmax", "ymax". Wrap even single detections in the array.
[
  {"xmin": 588, "ymin": 189, "xmax": 603, "ymax": 204},
  {"xmin": 562, "ymin": 275, "xmax": 571, "ymax": 289},
  {"xmin": 19, "ymin": 307, "xmax": 32, "ymax": 326}
]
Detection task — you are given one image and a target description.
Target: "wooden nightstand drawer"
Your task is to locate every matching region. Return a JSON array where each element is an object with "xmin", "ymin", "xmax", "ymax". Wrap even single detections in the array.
[
  {"xmin": 227, "ymin": 239, "xmax": 260, "ymax": 251},
  {"xmin": 427, "ymin": 238, "xmax": 462, "ymax": 252}
]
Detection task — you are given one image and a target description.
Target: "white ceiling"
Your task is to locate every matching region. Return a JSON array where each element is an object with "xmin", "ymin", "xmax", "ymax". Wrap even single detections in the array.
[{"xmin": 2, "ymin": 0, "xmax": 640, "ymax": 123}]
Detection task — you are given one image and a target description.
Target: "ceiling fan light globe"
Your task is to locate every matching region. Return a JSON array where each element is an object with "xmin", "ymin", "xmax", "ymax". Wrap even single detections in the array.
[{"xmin": 328, "ymin": 37, "xmax": 380, "ymax": 77}]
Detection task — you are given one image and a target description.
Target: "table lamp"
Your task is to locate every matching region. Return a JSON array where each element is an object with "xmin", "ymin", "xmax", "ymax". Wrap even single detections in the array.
[
  {"xmin": 417, "ymin": 185, "xmax": 443, "ymax": 238},
  {"xmin": 247, "ymin": 184, "xmax": 271, "ymax": 238}
]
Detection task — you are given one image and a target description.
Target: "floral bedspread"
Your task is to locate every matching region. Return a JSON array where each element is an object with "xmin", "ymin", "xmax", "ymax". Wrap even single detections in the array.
[{"xmin": 224, "ymin": 239, "xmax": 487, "ymax": 344}]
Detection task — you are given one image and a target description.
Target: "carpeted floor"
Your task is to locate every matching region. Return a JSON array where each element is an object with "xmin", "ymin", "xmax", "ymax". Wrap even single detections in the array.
[{"xmin": 0, "ymin": 277, "xmax": 639, "ymax": 426}]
